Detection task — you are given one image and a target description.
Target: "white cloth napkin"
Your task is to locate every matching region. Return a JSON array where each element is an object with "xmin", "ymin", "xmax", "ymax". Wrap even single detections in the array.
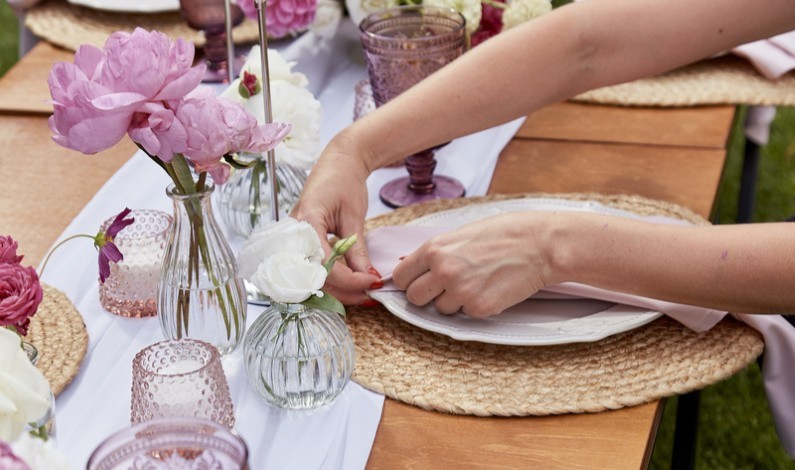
[
  {"xmin": 365, "ymin": 220, "xmax": 795, "ymax": 458},
  {"xmin": 733, "ymin": 31, "xmax": 795, "ymax": 80}
]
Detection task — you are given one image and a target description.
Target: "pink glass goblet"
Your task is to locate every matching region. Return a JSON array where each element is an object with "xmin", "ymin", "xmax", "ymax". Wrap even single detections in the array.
[
  {"xmin": 359, "ymin": 5, "xmax": 467, "ymax": 207},
  {"xmin": 131, "ymin": 339, "xmax": 235, "ymax": 429},
  {"xmin": 179, "ymin": 0, "xmax": 244, "ymax": 83},
  {"xmin": 87, "ymin": 417, "xmax": 249, "ymax": 470}
]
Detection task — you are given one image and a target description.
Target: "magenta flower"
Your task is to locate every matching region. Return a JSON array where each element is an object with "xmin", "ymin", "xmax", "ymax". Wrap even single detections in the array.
[
  {"xmin": 0, "ymin": 236, "xmax": 23, "ymax": 265},
  {"xmin": 0, "ymin": 442, "xmax": 31, "ymax": 470},
  {"xmin": 238, "ymin": 0, "xmax": 317, "ymax": 39},
  {"xmin": 0, "ymin": 263, "xmax": 43, "ymax": 337},
  {"xmin": 472, "ymin": 1, "xmax": 505, "ymax": 47},
  {"xmin": 93, "ymin": 208, "xmax": 135, "ymax": 284}
]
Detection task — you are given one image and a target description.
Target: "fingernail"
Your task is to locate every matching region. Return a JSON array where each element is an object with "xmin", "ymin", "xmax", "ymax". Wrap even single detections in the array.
[
  {"xmin": 359, "ymin": 298, "xmax": 380, "ymax": 308},
  {"xmin": 367, "ymin": 266, "xmax": 382, "ymax": 278},
  {"xmin": 369, "ymin": 280, "xmax": 384, "ymax": 290}
]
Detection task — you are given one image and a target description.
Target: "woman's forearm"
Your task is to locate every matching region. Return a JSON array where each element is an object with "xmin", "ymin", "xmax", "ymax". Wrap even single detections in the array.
[
  {"xmin": 544, "ymin": 213, "xmax": 795, "ymax": 314},
  {"xmin": 342, "ymin": 0, "xmax": 795, "ymax": 171}
]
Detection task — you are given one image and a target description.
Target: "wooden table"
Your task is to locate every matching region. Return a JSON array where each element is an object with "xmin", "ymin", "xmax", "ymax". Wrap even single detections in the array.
[{"xmin": 0, "ymin": 42, "xmax": 736, "ymax": 470}]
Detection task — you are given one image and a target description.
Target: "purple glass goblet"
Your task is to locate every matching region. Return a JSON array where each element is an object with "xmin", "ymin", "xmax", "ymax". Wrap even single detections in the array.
[
  {"xmin": 359, "ymin": 5, "xmax": 467, "ymax": 208},
  {"xmin": 179, "ymin": 0, "xmax": 244, "ymax": 83}
]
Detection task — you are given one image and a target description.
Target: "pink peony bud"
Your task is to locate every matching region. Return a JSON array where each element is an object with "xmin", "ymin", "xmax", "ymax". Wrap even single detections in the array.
[{"xmin": 0, "ymin": 263, "xmax": 43, "ymax": 336}]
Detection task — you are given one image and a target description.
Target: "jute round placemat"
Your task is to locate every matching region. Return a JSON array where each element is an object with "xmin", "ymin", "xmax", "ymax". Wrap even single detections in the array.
[
  {"xmin": 25, "ymin": 0, "xmax": 262, "ymax": 51},
  {"xmin": 348, "ymin": 192, "xmax": 765, "ymax": 416},
  {"xmin": 572, "ymin": 55, "xmax": 795, "ymax": 107},
  {"xmin": 25, "ymin": 284, "xmax": 88, "ymax": 396}
]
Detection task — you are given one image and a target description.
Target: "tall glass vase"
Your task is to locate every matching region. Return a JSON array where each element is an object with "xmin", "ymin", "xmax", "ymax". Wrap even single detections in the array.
[
  {"xmin": 215, "ymin": 153, "xmax": 307, "ymax": 238},
  {"xmin": 158, "ymin": 183, "xmax": 247, "ymax": 355},
  {"xmin": 243, "ymin": 301, "xmax": 355, "ymax": 409}
]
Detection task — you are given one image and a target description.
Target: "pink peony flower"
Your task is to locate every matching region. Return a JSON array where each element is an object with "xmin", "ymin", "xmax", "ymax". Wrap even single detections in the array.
[
  {"xmin": 176, "ymin": 88, "xmax": 291, "ymax": 184},
  {"xmin": 47, "ymin": 28, "xmax": 204, "ymax": 155},
  {"xmin": 0, "ymin": 236, "xmax": 23, "ymax": 265},
  {"xmin": 0, "ymin": 441, "xmax": 31, "ymax": 470},
  {"xmin": 0, "ymin": 263, "xmax": 43, "ymax": 336},
  {"xmin": 238, "ymin": 0, "xmax": 317, "ymax": 39}
]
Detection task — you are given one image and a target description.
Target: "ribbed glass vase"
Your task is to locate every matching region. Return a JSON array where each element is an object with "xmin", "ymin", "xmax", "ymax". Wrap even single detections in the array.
[
  {"xmin": 243, "ymin": 301, "xmax": 355, "ymax": 409},
  {"xmin": 158, "ymin": 183, "xmax": 247, "ymax": 355}
]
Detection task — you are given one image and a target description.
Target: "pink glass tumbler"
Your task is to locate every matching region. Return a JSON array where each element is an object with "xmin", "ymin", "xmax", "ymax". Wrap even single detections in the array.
[{"xmin": 359, "ymin": 5, "xmax": 467, "ymax": 207}]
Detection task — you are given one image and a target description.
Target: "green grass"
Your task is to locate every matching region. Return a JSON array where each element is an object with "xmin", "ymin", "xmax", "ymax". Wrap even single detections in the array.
[{"xmin": 2, "ymin": 13, "xmax": 794, "ymax": 469}]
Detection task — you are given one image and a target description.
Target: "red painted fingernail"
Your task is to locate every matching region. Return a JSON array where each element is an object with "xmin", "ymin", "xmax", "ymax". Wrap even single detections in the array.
[
  {"xmin": 359, "ymin": 298, "xmax": 380, "ymax": 308},
  {"xmin": 367, "ymin": 266, "xmax": 382, "ymax": 278},
  {"xmin": 369, "ymin": 280, "xmax": 384, "ymax": 290}
]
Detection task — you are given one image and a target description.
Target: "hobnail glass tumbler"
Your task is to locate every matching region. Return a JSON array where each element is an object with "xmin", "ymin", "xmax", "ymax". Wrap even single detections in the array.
[
  {"xmin": 99, "ymin": 209, "xmax": 171, "ymax": 318},
  {"xmin": 131, "ymin": 339, "xmax": 235, "ymax": 428},
  {"xmin": 87, "ymin": 417, "xmax": 249, "ymax": 470}
]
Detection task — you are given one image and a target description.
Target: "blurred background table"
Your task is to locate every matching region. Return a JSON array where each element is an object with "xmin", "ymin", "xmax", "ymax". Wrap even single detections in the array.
[{"xmin": 0, "ymin": 41, "xmax": 736, "ymax": 469}]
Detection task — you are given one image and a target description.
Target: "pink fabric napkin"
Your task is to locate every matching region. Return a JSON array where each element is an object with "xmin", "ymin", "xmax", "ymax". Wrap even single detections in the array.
[{"xmin": 366, "ymin": 223, "xmax": 795, "ymax": 457}]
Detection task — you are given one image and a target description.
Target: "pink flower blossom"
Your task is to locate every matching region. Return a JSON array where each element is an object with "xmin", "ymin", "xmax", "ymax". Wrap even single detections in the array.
[
  {"xmin": 0, "ymin": 441, "xmax": 31, "ymax": 470},
  {"xmin": 472, "ymin": 0, "xmax": 505, "ymax": 47},
  {"xmin": 0, "ymin": 263, "xmax": 43, "ymax": 337},
  {"xmin": 238, "ymin": 0, "xmax": 317, "ymax": 39},
  {"xmin": 47, "ymin": 28, "xmax": 204, "ymax": 155},
  {"xmin": 0, "ymin": 236, "xmax": 23, "ymax": 265},
  {"xmin": 93, "ymin": 208, "xmax": 135, "ymax": 283},
  {"xmin": 177, "ymin": 89, "xmax": 291, "ymax": 184}
]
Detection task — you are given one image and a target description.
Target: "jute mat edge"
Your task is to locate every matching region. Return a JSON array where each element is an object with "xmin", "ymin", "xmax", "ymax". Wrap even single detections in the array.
[{"xmin": 348, "ymin": 192, "xmax": 764, "ymax": 416}]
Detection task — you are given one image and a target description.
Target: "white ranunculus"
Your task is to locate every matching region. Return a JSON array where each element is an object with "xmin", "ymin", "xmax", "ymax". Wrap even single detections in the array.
[
  {"xmin": 241, "ymin": 46, "xmax": 309, "ymax": 88},
  {"xmin": 424, "ymin": 0, "xmax": 482, "ymax": 35},
  {"xmin": 501, "ymin": 0, "xmax": 551, "ymax": 30},
  {"xmin": 237, "ymin": 217, "xmax": 325, "ymax": 280},
  {"xmin": 0, "ymin": 329, "xmax": 51, "ymax": 443},
  {"xmin": 309, "ymin": 0, "xmax": 343, "ymax": 38},
  {"xmin": 249, "ymin": 252, "xmax": 328, "ymax": 303},
  {"xmin": 345, "ymin": 0, "xmax": 399, "ymax": 27},
  {"xmin": 11, "ymin": 433, "xmax": 73, "ymax": 470}
]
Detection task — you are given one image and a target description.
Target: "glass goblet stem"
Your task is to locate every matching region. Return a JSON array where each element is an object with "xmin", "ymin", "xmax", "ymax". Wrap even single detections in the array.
[{"xmin": 406, "ymin": 149, "xmax": 437, "ymax": 193}]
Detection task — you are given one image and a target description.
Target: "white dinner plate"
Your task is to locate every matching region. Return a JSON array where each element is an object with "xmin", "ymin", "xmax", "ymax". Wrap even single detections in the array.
[
  {"xmin": 68, "ymin": 0, "xmax": 179, "ymax": 13},
  {"xmin": 368, "ymin": 198, "xmax": 664, "ymax": 346}
]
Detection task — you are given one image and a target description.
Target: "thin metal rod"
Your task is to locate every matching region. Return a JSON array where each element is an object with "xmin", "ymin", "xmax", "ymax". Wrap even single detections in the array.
[
  {"xmin": 223, "ymin": 0, "xmax": 235, "ymax": 83},
  {"xmin": 255, "ymin": 0, "xmax": 279, "ymax": 221}
]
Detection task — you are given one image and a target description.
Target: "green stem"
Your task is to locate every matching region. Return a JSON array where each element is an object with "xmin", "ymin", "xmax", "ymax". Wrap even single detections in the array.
[{"xmin": 38, "ymin": 234, "xmax": 95, "ymax": 278}]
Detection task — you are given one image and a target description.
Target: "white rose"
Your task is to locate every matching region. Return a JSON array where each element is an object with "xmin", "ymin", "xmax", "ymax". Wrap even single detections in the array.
[
  {"xmin": 424, "ymin": 0, "xmax": 482, "ymax": 35},
  {"xmin": 237, "ymin": 217, "xmax": 325, "ymax": 280},
  {"xmin": 0, "ymin": 329, "xmax": 51, "ymax": 442},
  {"xmin": 249, "ymin": 252, "xmax": 328, "ymax": 303},
  {"xmin": 11, "ymin": 433, "xmax": 73, "ymax": 470},
  {"xmin": 309, "ymin": 0, "xmax": 343, "ymax": 38},
  {"xmin": 345, "ymin": 0, "xmax": 399, "ymax": 27},
  {"xmin": 501, "ymin": 0, "xmax": 551, "ymax": 30}
]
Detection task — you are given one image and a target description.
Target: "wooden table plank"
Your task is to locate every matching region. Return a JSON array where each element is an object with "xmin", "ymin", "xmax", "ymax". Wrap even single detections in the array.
[
  {"xmin": 490, "ymin": 139, "xmax": 727, "ymax": 219},
  {"xmin": 0, "ymin": 42, "xmax": 66, "ymax": 115},
  {"xmin": 519, "ymin": 101, "xmax": 736, "ymax": 150}
]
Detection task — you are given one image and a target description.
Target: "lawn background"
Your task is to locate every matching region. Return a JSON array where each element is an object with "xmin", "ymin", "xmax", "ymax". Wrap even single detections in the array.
[{"xmin": 1, "ymin": 0, "xmax": 794, "ymax": 467}]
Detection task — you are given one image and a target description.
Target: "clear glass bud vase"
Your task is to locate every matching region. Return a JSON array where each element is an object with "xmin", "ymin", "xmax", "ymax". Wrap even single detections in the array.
[
  {"xmin": 243, "ymin": 301, "xmax": 355, "ymax": 409},
  {"xmin": 215, "ymin": 154, "xmax": 307, "ymax": 238},
  {"xmin": 158, "ymin": 183, "xmax": 247, "ymax": 355}
]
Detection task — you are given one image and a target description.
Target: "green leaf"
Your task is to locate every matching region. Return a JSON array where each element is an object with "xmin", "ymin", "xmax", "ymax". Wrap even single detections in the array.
[
  {"xmin": 224, "ymin": 153, "xmax": 257, "ymax": 170},
  {"xmin": 301, "ymin": 292, "xmax": 346, "ymax": 317}
]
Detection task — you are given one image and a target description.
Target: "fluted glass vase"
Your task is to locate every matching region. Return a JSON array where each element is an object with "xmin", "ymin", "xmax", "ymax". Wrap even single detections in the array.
[
  {"xmin": 243, "ymin": 301, "xmax": 355, "ymax": 409},
  {"xmin": 158, "ymin": 183, "xmax": 247, "ymax": 355},
  {"xmin": 215, "ymin": 154, "xmax": 307, "ymax": 238}
]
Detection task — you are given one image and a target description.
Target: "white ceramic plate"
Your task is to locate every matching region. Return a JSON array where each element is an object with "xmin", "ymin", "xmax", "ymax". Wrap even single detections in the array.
[
  {"xmin": 369, "ymin": 198, "xmax": 664, "ymax": 346},
  {"xmin": 68, "ymin": 0, "xmax": 179, "ymax": 13}
]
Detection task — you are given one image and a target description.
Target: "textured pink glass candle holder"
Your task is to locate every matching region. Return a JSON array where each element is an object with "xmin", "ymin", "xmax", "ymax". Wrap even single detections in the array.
[
  {"xmin": 359, "ymin": 5, "xmax": 467, "ymax": 207},
  {"xmin": 131, "ymin": 339, "xmax": 235, "ymax": 429},
  {"xmin": 99, "ymin": 209, "xmax": 171, "ymax": 318},
  {"xmin": 87, "ymin": 417, "xmax": 248, "ymax": 470}
]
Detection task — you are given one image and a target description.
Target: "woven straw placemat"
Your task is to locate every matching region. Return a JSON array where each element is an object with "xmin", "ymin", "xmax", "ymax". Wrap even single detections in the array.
[
  {"xmin": 348, "ymin": 193, "xmax": 765, "ymax": 416},
  {"xmin": 26, "ymin": 284, "xmax": 88, "ymax": 396},
  {"xmin": 25, "ymin": 0, "xmax": 261, "ymax": 51},
  {"xmin": 573, "ymin": 55, "xmax": 795, "ymax": 107}
]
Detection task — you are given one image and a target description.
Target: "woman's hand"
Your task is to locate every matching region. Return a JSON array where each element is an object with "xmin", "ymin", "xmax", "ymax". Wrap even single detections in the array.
[
  {"xmin": 391, "ymin": 212, "xmax": 555, "ymax": 318},
  {"xmin": 290, "ymin": 134, "xmax": 381, "ymax": 305}
]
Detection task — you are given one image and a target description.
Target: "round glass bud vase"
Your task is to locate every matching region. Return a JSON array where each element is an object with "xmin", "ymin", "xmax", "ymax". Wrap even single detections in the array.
[
  {"xmin": 243, "ymin": 302, "xmax": 355, "ymax": 409},
  {"xmin": 23, "ymin": 341, "xmax": 56, "ymax": 440},
  {"xmin": 215, "ymin": 154, "xmax": 307, "ymax": 238}
]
